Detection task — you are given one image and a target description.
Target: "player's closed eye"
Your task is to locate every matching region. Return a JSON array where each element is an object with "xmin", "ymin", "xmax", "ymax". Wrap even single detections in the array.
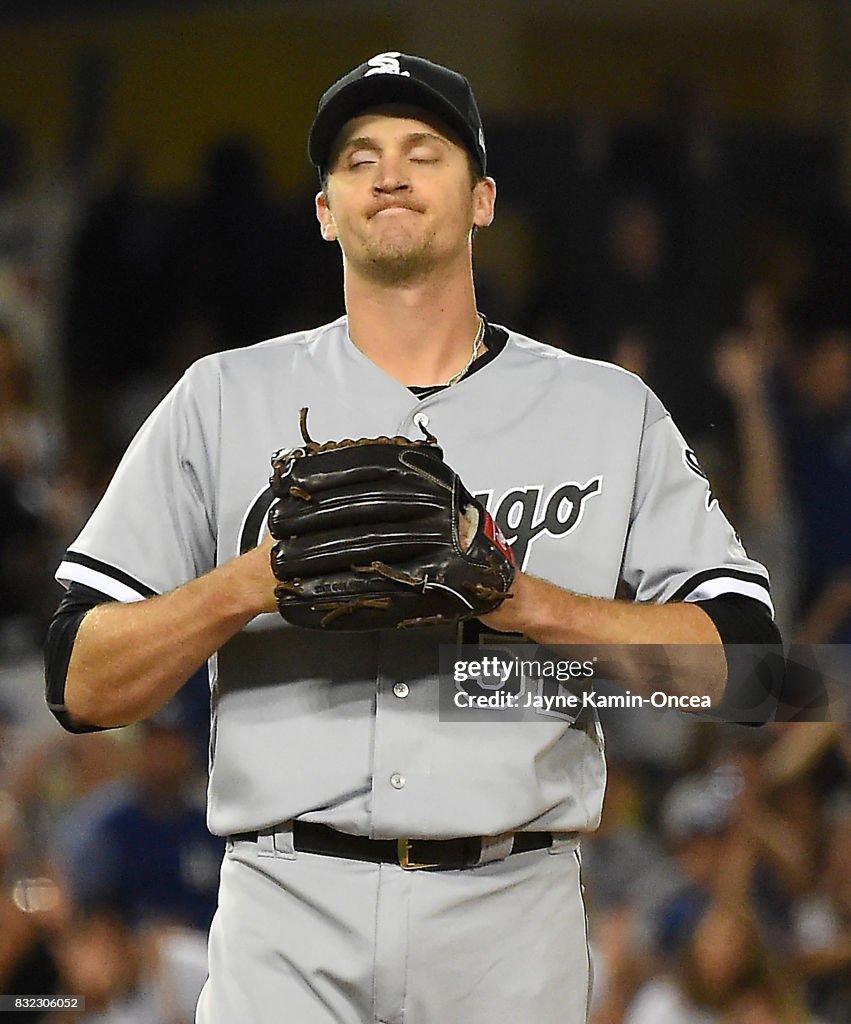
[
  {"xmin": 349, "ymin": 152, "xmax": 379, "ymax": 168},
  {"xmin": 408, "ymin": 145, "xmax": 441, "ymax": 163}
]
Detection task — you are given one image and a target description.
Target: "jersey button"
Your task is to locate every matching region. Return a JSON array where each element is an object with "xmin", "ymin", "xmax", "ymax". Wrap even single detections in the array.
[
  {"xmin": 389, "ymin": 773, "xmax": 406, "ymax": 790},
  {"xmin": 392, "ymin": 681, "xmax": 409, "ymax": 699}
]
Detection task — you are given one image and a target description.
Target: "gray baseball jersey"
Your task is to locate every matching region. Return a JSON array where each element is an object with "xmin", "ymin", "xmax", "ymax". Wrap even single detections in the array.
[{"xmin": 56, "ymin": 316, "xmax": 772, "ymax": 839}]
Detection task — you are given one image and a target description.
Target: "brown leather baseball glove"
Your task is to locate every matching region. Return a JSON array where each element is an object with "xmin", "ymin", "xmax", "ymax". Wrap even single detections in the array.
[{"xmin": 267, "ymin": 408, "xmax": 515, "ymax": 630}]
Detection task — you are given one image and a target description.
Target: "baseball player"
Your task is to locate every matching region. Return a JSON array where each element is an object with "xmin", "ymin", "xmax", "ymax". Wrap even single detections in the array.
[{"xmin": 45, "ymin": 53, "xmax": 781, "ymax": 1024}]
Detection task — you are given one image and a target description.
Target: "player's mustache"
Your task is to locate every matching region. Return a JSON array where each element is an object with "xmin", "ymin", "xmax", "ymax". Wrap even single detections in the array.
[{"xmin": 366, "ymin": 199, "xmax": 425, "ymax": 218}]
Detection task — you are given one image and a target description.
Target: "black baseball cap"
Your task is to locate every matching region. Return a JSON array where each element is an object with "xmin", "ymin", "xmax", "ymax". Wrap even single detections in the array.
[{"xmin": 308, "ymin": 51, "xmax": 486, "ymax": 175}]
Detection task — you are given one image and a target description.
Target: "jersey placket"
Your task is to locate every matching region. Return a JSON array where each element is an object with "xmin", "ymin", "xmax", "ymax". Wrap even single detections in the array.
[{"xmin": 369, "ymin": 630, "xmax": 440, "ymax": 841}]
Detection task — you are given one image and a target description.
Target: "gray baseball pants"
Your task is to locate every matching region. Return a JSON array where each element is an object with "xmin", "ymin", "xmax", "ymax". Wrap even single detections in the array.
[{"xmin": 195, "ymin": 825, "xmax": 591, "ymax": 1023}]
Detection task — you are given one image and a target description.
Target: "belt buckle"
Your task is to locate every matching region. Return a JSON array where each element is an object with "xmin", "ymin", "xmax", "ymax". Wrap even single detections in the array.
[{"xmin": 397, "ymin": 837, "xmax": 440, "ymax": 871}]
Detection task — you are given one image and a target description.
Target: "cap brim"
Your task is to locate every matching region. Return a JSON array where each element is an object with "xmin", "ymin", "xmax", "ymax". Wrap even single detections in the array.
[{"xmin": 309, "ymin": 75, "xmax": 479, "ymax": 172}]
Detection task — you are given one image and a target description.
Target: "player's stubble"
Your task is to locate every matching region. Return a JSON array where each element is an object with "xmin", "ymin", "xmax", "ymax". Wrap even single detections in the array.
[
  {"xmin": 349, "ymin": 208, "xmax": 472, "ymax": 286},
  {"xmin": 359, "ymin": 218, "xmax": 442, "ymax": 285}
]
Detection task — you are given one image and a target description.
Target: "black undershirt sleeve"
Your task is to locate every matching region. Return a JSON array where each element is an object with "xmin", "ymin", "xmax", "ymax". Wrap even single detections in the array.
[
  {"xmin": 693, "ymin": 593, "xmax": 786, "ymax": 724},
  {"xmin": 694, "ymin": 593, "xmax": 779, "ymax": 646},
  {"xmin": 45, "ymin": 583, "xmax": 115, "ymax": 734}
]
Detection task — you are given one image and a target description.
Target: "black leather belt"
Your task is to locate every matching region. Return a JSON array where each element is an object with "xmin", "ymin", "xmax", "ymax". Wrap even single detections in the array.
[{"xmin": 230, "ymin": 821, "xmax": 553, "ymax": 870}]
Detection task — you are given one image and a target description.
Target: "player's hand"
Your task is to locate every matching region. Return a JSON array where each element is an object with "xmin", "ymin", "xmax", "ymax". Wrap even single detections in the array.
[{"xmin": 238, "ymin": 533, "xmax": 279, "ymax": 616}]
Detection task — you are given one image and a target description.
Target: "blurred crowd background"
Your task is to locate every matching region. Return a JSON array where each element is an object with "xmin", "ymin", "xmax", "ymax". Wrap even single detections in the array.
[{"xmin": 1, "ymin": 2, "xmax": 850, "ymax": 1022}]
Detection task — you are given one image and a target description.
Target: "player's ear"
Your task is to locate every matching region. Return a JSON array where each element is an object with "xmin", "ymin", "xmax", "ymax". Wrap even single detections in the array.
[
  {"xmin": 472, "ymin": 176, "xmax": 496, "ymax": 230},
  {"xmin": 315, "ymin": 190, "xmax": 338, "ymax": 242}
]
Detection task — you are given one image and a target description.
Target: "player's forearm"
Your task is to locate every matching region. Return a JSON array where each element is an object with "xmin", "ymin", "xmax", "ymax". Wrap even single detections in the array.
[
  {"xmin": 64, "ymin": 546, "xmax": 276, "ymax": 728},
  {"xmin": 483, "ymin": 572, "xmax": 727, "ymax": 704}
]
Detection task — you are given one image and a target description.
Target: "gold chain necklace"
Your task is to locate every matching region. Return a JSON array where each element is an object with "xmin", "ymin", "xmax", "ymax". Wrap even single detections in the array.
[{"xmin": 445, "ymin": 314, "xmax": 486, "ymax": 387}]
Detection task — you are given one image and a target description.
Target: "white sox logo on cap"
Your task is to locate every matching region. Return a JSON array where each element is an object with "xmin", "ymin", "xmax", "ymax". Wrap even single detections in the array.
[{"xmin": 363, "ymin": 52, "xmax": 411, "ymax": 78}]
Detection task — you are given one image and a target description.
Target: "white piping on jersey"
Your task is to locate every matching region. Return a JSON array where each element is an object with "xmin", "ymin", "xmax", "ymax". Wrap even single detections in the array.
[
  {"xmin": 56, "ymin": 560, "xmax": 148, "ymax": 603},
  {"xmin": 682, "ymin": 576, "xmax": 775, "ymax": 617},
  {"xmin": 236, "ymin": 482, "xmax": 274, "ymax": 556}
]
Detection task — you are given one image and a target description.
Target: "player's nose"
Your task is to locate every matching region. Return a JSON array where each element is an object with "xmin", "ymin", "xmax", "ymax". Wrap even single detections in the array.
[{"xmin": 372, "ymin": 155, "xmax": 411, "ymax": 193}]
